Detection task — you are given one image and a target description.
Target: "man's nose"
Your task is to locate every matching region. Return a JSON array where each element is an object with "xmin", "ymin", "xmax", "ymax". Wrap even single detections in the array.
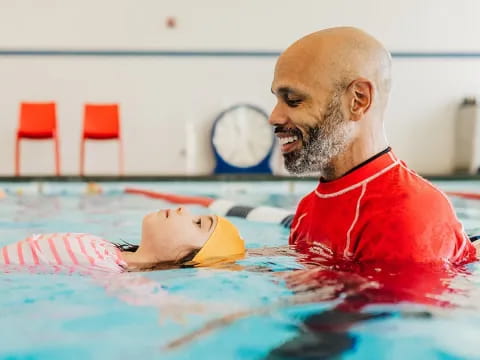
[{"xmin": 268, "ymin": 103, "xmax": 288, "ymax": 126}]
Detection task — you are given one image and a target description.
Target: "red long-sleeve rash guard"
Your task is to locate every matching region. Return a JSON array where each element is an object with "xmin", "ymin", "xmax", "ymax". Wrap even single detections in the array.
[{"xmin": 289, "ymin": 150, "xmax": 477, "ymax": 265}]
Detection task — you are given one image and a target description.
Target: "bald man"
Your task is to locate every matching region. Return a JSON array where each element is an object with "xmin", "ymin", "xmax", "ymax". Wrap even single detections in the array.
[{"xmin": 270, "ymin": 27, "xmax": 477, "ymax": 265}]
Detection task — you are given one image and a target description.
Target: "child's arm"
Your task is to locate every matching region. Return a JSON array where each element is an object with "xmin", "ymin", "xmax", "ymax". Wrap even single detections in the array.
[{"xmin": 92, "ymin": 273, "xmax": 210, "ymax": 323}]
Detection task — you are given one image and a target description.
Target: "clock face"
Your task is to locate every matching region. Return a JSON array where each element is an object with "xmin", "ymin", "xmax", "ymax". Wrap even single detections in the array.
[{"xmin": 212, "ymin": 105, "xmax": 273, "ymax": 167}]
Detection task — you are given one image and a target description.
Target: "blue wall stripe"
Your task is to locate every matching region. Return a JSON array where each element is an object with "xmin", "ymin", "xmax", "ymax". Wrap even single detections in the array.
[
  {"xmin": 0, "ymin": 49, "xmax": 480, "ymax": 58},
  {"xmin": 0, "ymin": 50, "xmax": 280, "ymax": 57},
  {"xmin": 392, "ymin": 52, "xmax": 480, "ymax": 58}
]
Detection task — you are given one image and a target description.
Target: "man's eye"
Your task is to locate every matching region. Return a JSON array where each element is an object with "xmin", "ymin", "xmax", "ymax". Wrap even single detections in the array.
[{"xmin": 285, "ymin": 97, "xmax": 302, "ymax": 107}]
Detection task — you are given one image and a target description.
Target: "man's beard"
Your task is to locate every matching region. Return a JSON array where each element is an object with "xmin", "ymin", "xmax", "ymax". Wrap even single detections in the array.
[{"xmin": 283, "ymin": 93, "xmax": 353, "ymax": 176}]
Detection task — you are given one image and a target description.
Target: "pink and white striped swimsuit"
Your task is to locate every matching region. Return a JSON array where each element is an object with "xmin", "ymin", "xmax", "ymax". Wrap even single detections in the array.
[{"xmin": 0, "ymin": 233, "xmax": 127, "ymax": 273}]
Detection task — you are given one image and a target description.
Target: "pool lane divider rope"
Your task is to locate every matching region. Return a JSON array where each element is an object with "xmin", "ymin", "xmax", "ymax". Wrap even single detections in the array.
[
  {"xmin": 444, "ymin": 191, "xmax": 480, "ymax": 200},
  {"xmin": 1, "ymin": 184, "xmax": 477, "ymax": 228},
  {"xmin": 124, "ymin": 188, "xmax": 480, "ymax": 228},
  {"xmin": 124, "ymin": 187, "xmax": 295, "ymax": 228},
  {"xmin": 124, "ymin": 187, "xmax": 214, "ymax": 207}
]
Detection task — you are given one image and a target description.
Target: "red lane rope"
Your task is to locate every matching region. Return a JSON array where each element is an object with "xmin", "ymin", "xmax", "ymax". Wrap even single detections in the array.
[
  {"xmin": 124, "ymin": 187, "xmax": 215, "ymax": 207},
  {"xmin": 445, "ymin": 191, "xmax": 480, "ymax": 200},
  {"xmin": 126, "ymin": 188, "xmax": 480, "ymax": 207}
]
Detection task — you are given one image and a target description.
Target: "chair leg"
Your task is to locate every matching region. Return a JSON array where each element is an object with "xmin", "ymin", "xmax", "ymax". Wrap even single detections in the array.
[
  {"xmin": 80, "ymin": 139, "xmax": 86, "ymax": 176},
  {"xmin": 15, "ymin": 136, "xmax": 21, "ymax": 176},
  {"xmin": 54, "ymin": 135, "xmax": 61, "ymax": 176},
  {"xmin": 118, "ymin": 138, "xmax": 124, "ymax": 176}
]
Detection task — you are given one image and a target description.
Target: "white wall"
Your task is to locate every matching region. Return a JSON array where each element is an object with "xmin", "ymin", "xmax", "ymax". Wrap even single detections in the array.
[{"xmin": 0, "ymin": 0, "xmax": 479, "ymax": 175}]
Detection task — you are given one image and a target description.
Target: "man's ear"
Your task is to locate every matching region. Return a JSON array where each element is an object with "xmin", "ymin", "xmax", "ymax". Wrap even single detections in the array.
[{"xmin": 347, "ymin": 79, "xmax": 373, "ymax": 121}]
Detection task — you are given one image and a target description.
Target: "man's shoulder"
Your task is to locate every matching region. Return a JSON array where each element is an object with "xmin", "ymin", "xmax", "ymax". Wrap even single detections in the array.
[
  {"xmin": 296, "ymin": 188, "xmax": 318, "ymax": 207},
  {"xmin": 367, "ymin": 161, "xmax": 449, "ymax": 204},
  {"xmin": 362, "ymin": 165, "xmax": 458, "ymax": 229}
]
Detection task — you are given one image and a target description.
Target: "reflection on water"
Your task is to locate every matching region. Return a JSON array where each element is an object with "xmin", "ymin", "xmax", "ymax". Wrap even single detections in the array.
[{"xmin": 164, "ymin": 256, "xmax": 480, "ymax": 359}]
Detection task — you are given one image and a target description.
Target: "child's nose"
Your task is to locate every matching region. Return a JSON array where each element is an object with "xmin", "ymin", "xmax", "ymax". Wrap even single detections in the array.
[{"xmin": 176, "ymin": 207, "xmax": 188, "ymax": 215}]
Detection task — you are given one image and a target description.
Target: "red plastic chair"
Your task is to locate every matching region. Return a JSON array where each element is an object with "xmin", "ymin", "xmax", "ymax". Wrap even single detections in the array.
[
  {"xmin": 15, "ymin": 102, "xmax": 60, "ymax": 176},
  {"xmin": 80, "ymin": 104, "xmax": 124, "ymax": 176}
]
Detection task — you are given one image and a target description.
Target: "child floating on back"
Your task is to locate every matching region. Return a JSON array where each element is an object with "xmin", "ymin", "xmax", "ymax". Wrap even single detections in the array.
[{"xmin": 0, "ymin": 207, "xmax": 245, "ymax": 272}]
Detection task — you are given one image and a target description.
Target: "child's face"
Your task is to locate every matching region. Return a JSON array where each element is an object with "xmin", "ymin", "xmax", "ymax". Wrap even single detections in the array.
[{"xmin": 141, "ymin": 207, "xmax": 217, "ymax": 263}]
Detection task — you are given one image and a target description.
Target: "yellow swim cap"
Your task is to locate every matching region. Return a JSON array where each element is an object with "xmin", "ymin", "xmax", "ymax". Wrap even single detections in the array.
[{"xmin": 192, "ymin": 216, "xmax": 245, "ymax": 263}]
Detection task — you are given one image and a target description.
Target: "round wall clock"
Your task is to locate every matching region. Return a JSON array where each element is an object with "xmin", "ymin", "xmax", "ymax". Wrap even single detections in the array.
[{"xmin": 211, "ymin": 104, "xmax": 274, "ymax": 173}]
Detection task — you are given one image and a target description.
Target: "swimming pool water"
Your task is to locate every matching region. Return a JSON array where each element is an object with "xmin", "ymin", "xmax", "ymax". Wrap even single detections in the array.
[{"xmin": 2, "ymin": 181, "xmax": 480, "ymax": 360}]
